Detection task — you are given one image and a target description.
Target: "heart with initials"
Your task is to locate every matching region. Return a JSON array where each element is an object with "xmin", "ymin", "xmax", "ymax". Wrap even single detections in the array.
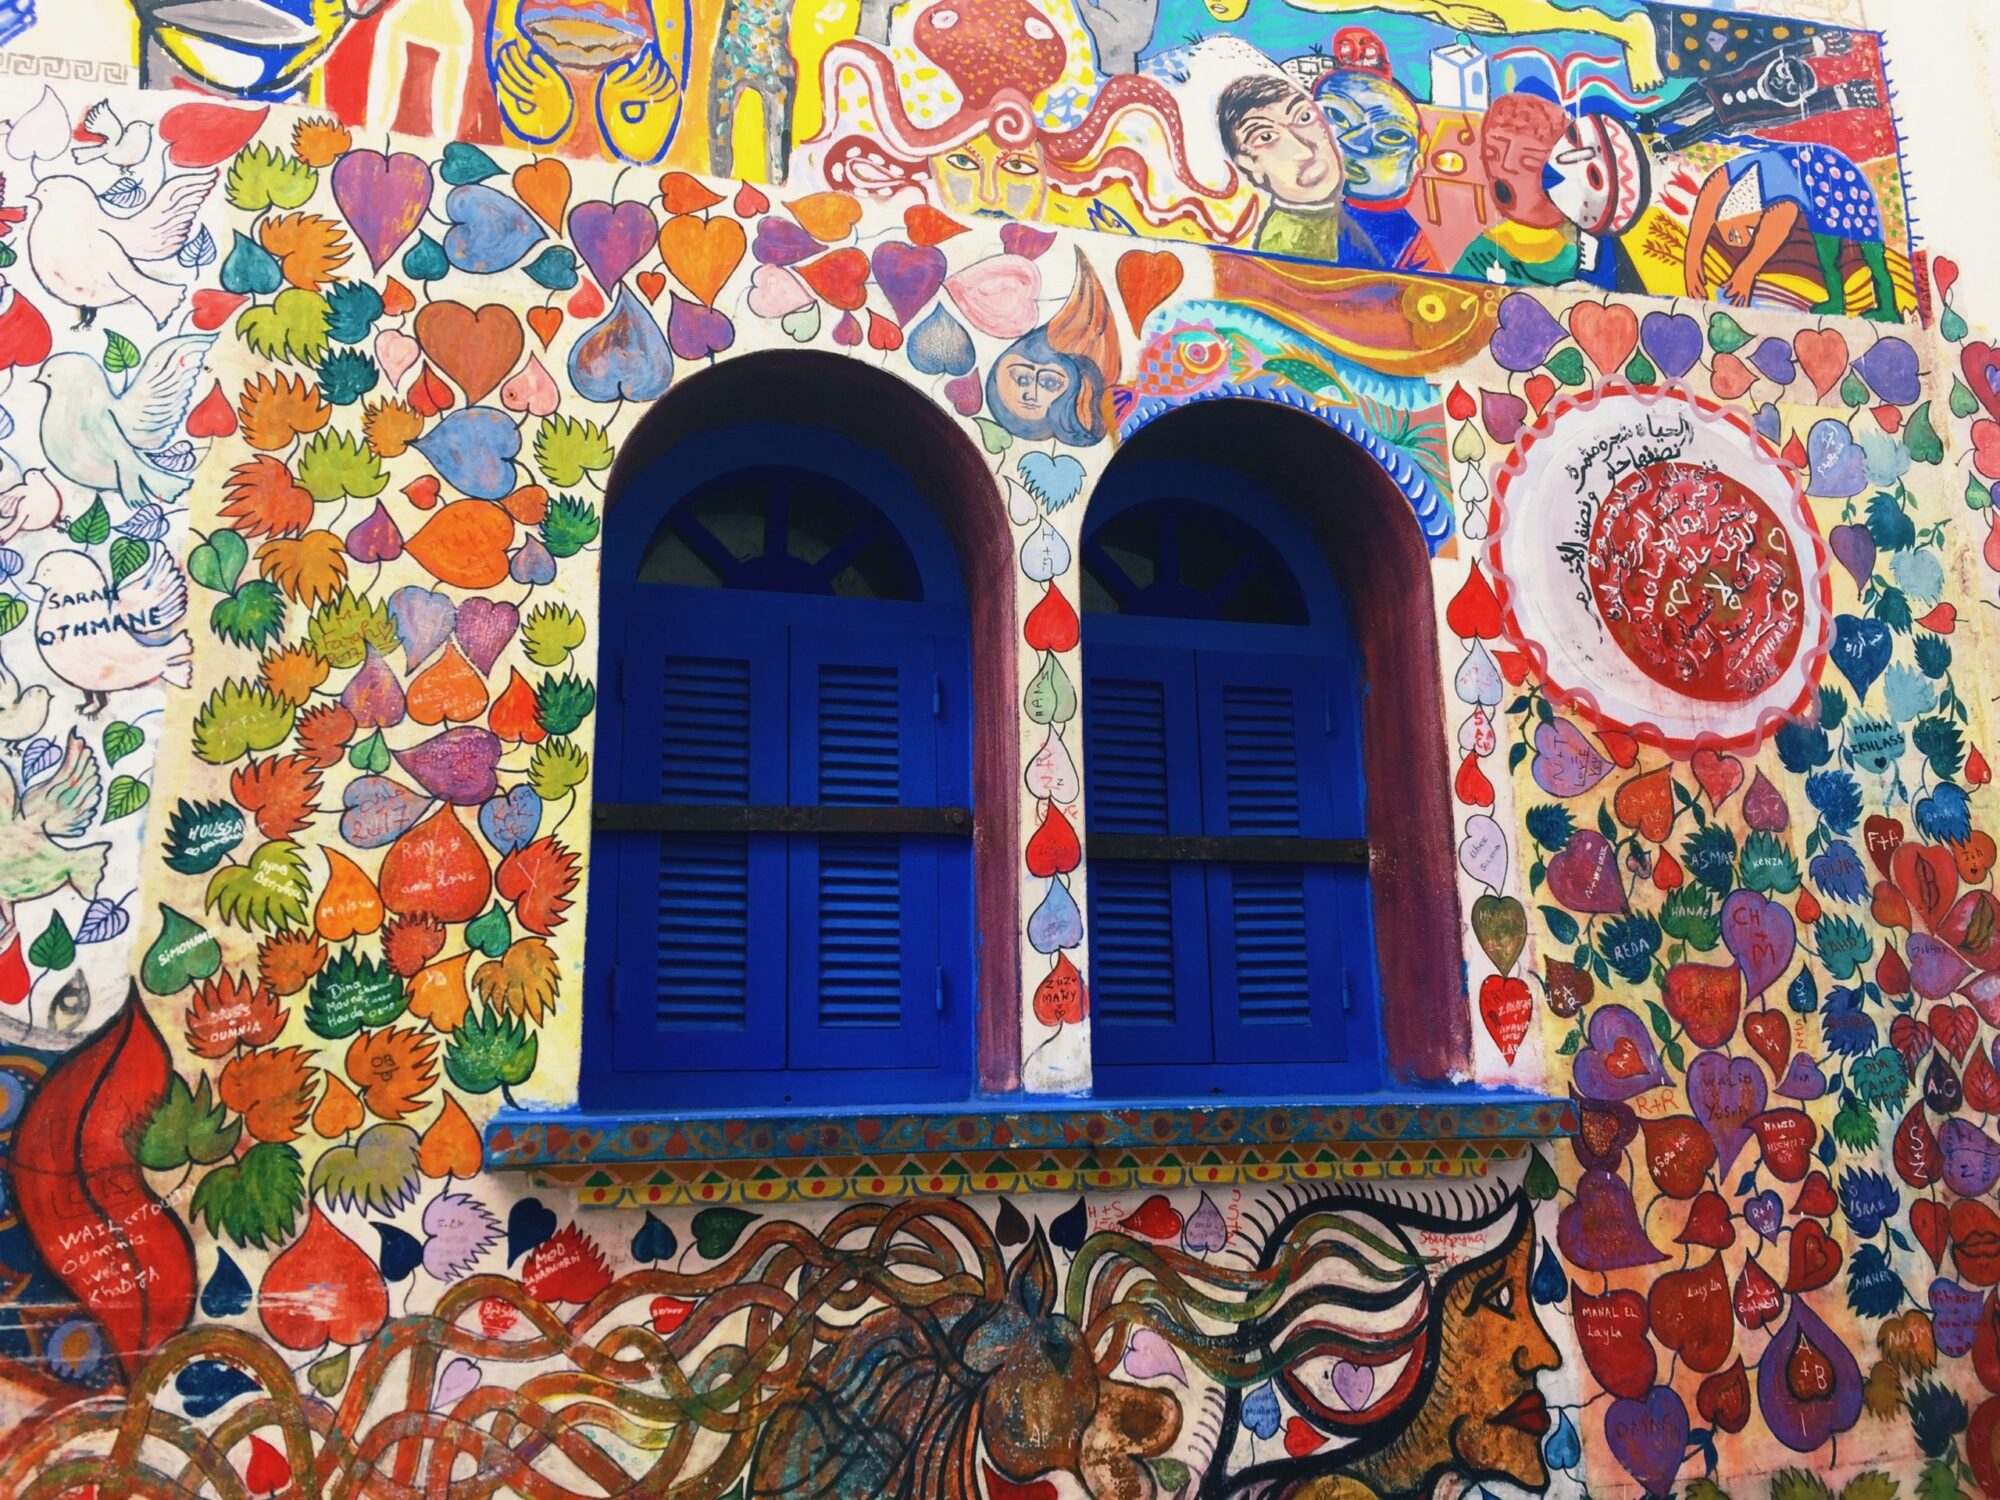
[
  {"xmin": 1574, "ymin": 1004, "xmax": 1663, "ymax": 1101},
  {"xmin": 1478, "ymin": 974, "xmax": 1532, "ymax": 1064},
  {"xmin": 414, "ymin": 302, "xmax": 524, "ymax": 407},
  {"xmin": 1688, "ymin": 1051, "xmax": 1767, "ymax": 1173}
]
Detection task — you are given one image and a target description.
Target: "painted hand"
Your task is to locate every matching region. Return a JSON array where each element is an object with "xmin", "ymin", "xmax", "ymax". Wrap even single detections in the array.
[
  {"xmin": 598, "ymin": 41, "xmax": 684, "ymax": 165},
  {"xmin": 1723, "ymin": 266, "xmax": 1760, "ymax": 306},
  {"xmin": 1429, "ymin": 3, "xmax": 1506, "ymax": 34},
  {"xmin": 492, "ymin": 32, "xmax": 575, "ymax": 147}
]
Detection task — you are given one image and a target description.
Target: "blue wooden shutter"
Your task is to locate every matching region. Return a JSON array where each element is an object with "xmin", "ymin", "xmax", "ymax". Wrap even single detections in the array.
[
  {"xmin": 1196, "ymin": 651, "xmax": 1355, "ymax": 1065},
  {"xmin": 785, "ymin": 627, "xmax": 943, "ymax": 1070},
  {"xmin": 1082, "ymin": 645, "xmax": 1211, "ymax": 1065},
  {"xmin": 610, "ymin": 609, "xmax": 787, "ymax": 1071}
]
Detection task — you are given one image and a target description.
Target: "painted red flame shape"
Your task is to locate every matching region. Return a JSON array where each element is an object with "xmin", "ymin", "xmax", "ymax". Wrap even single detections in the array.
[{"xmin": 13, "ymin": 984, "xmax": 196, "ymax": 1379}]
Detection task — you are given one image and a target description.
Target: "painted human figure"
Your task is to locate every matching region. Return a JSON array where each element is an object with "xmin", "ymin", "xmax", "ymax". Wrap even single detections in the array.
[
  {"xmin": 1313, "ymin": 67, "xmax": 1436, "ymax": 270},
  {"xmin": 1449, "ymin": 90, "xmax": 1579, "ymax": 286},
  {"xmin": 487, "ymin": 0, "xmax": 688, "ymax": 163},
  {"xmin": 1542, "ymin": 107, "xmax": 1650, "ymax": 292},
  {"xmin": 709, "ymin": 0, "xmax": 798, "ymax": 181},
  {"xmin": 1684, "ymin": 142, "xmax": 1900, "ymax": 321},
  {"xmin": 127, "ymin": 0, "xmax": 406, "ymax": 96},
  {"xmin": 1218, "ymin": 74, "xmax": 1383, "ymax": 266},
  {"xmin": 1645, "ymin": 31, "xmax": 1877, "ymax": 150},
  {"xmin": 988, "ymin": 252, "xmax": 1121, "ymax": 445},
  {"xmin": 1282, "ymin": 0, "xmax": 1666, "ymax": 92}
]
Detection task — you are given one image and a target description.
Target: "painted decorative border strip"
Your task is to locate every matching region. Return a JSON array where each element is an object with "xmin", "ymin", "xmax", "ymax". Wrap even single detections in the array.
[
  {"xmin": 485, "ymin": 1096, "xmax": 1576, "ymax": 1169},
  {"xmin": 529, "ymin": 1138, "xmax": 1533, "ymax": 1207}
]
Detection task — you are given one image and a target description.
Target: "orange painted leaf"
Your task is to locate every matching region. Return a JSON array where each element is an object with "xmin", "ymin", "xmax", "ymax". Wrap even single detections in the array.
[
  {"xmin": 184, "ymin": 970, "xmax": 285, "ymax": 1058},
  {"xmin": 495, "ymin": 837, "xmax": 579, "ymax": 936},
  {"xmin": 219, "ymin": 1046, "xmax": 320, "ymax": 1144},
  {"xmin": 406, "ymin": 501, "xmax": 515, "ymax": 589},
  {"xmin": 238, "ymin": 372, "xmax": 329, "ymax": 451},
  {"xmin": 220, "ymin": 456, "xmax": 313, "ymax": 539},
  {"xmin": 418, "ymin": 1093, "xmax": 482, "ymax": 1178},
  {"xmin": 258, "ymin": 530, "xmax": 348, "ymax": 606},
  {"xmin": 294, "ymin": 703, "xmax": 356, "ymax": 769},
  {"xmin": 229, "ymin": 754, "xmax": 323, "ymax": 840},
  {"xmin": 258, "ymin": 212, "xmax": 352, "ymax": 290},
  {"xmin": 344, "ymin": 1026, "xmax": 439, "ymax": 1121}
]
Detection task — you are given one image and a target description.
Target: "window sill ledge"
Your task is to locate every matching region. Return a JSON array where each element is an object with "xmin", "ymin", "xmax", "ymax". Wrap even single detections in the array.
[{"xmin": 484, "ymin": 1092, "xmax": 1576, "ymax": 1207}]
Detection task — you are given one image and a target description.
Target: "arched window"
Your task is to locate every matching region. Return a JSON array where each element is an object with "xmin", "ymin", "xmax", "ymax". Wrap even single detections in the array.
[
  {"xmin": 1081, "ymin": 464, "xmax": 1381, "ymax": 1096},
  {"xmin": 587, "ymin": 423, "xmax": 975, "ymax": 1108}
]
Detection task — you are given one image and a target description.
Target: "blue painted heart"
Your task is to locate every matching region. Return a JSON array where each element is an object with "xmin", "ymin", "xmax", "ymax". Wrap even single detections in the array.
[{"xmin": 441, "ymin": 184, "xmax": 543, "ymax": 275}]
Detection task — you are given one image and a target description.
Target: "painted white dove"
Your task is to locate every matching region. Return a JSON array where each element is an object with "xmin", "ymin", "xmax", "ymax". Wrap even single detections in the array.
[
  {"xmin": 0, "ymin": 730, "xmax": 109, "ymax": 919},
  {"xmin": 34, "ymin": 332, "xmax": 215, "ymax": 508},
  {"xmin": 73, "ymin": 102, "xmax": 154, "ymax": 170},
  {"xmin": 0, "ymin": 650, "xmax": 52, "ymax": 747},
  {"xmin": 25, "ymin": 168, "xmax": 215, "ymax": 328},
  {"xmin": 29, "ymin": 547, "xmax": 191, "ymax": 713}
]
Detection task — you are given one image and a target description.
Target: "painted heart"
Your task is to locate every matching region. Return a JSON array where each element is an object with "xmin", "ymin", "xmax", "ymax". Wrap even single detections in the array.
[
  {"xmin": 1785, "ymin": 1220, "xmax": 1842, "ymax": 1293},
  {"xmin": 660, "ymin": 212, "xmax": 746, "ymax": 307},
  {"xmin": 190, "ymin": 288, "xmax": 247, "ymax": 332},
  {"xmin": 1531, "ymin": 717, "xmax": 1613, "ymax": 798},
  {"xmin": 333, "ymin": 150, "xmax": 434, "ymax": 271},
  {"xmin": 455, "ymin": 599, "xmax": 520, "ymax": 676},
  {"xmin": 1574, "ymin": 1287, "xmax": 1655, "ymax": 1398},
  {"xmin": 1470, "ymin": 894, "xmax": 1527, "ymax": 975},
  {"xmin": 1941, "ymin": 1118, "xmax": 2000, "ymax": 1198},
  {"xmin": 797, "ymin": 248, "xmax": 871, "ymax": 312},
  {"xmin": 1934, "ymin": 1003, "xmax": 1979, "ymax": 1060},
  {"xmin": 1962, "ymin": 341, "xmax": 2000, "ymax": 419},
  {"xmin": 1710, "ymin": 352, "xmax": 1755, "ymax": 401},
  {"xmin": 1806, "ymin": 418, "xmax": 1868, "ymax": 497},
  {"xmin": 340, "ymin": 774, "xmax": 431, "ymax": 849},
  {"xmin": 441, "ymin": 184, "xmax": 544, "ymax": 275},
  {"xmin": 1649, "ymin": 1255, "xmax": 1733, "ymax": 1371},
  {"xmin": 1752, "ymin": 1108, "xmax": 1817, "ymax": 1182},
  {"xmin": 945, "ymin": 254, "xmax": 1041, "ymax": 339},
  {"xmin": 1120, "ymin": 1195, "xmax": 1181, "ymax": 1241},
  {"xmin": 1282, "ymin": 1416, "xmax": 1327, "ymax": 1457},
  {"xmin": 1794, "ymin": 327, "xmax": 1851, "ymax": 399},
  {"xmin": 1750, "ymin": 336, "xmax": 1798, "ymax": 387},
  {"xmin": 1828, "ymin": 522, "xmax": 1876, "ymax": 589},
  {"xmin": 1478, "ymin": 974, "xmax": 1532, "ymax": 1064},
  {"xmin": 570, "ymin": 199, "xmax": 658, "ymax": 292},
  {"xmin": 414, "ymin": 302, "xmax": 525, "ymax": 407},
  {"xmin": 944, "ymin": 372, "xmax": 981, "ymax": 415},
  {"xmin": 512, "ymin": 158, "xmax": 571, "ymax": 232},
  {"xmin": 1855, "ymin": 336, "xmax": 1921, "ymax": 405},
  {"xmin": 525, "ymin": 306, "xmax": 563, "ymax": 350},
  {"xmin": 1457, "ymin": 813, "xmax": 1509, "ymax": 891},
  {"xmin": 500, "ymin": 355, "xmax": 560, "ymax": 418},
  {"xmin": 1909, "ymin": 933, "xmax": 1972, "ymax": 1000},
  {"xmin": 1604, "ymin": 1388, "xmax": 1689, "ymax": 1500},
  {"xmin": 1722, "ymin": 890, "xmax": 1795, "ymax": 1000},
  {"xmin": 1688, "ymin": 1051, "xmax": 1767, "ymax": 1173},
  {"xmin": 479, "ymin": 784, "xmax": 542, "ymax": 857},
  {"xmin": 1831, "ymin": 614, "xmax": 1894, "ymax": 699},
  {"xmin": 1491, "ymin": 293, "xmax": 1566, "ymax": 373},
  {"xmin": 1663, "ymin": 962, "xmax": 1741, "ymax": 1050},
  {"xmin": 569, "ymin": 288, "xmax": 674, "ymax": 404},
  {"xmin": 1545, "ymin": 830, "xmax": 1625, "ymax": 915},
  {"xmin": 1568, "ymin": 300, "xmax": 1638, "ymax": 375},
  {"xmin": 1893, "ymin": 842, "xmax": 1959, "ymax": 930},
  {"xmin": 667, "ymin": 294, "xmax": 736, "ymax": 361},
  {"xmin": 1744, "ymin": 1011, "xmax": 1790, "ymax": 1078},
  {"xmin": 786, "ymin": 191, "xmax": 863, "ymax": 242},
  {"xmin": 748, "ymin": 264, "xmax": 814, "ymax": 320},
  {"xmin": 1640, "ymin": 311, "xmax": 1702, "ymax": 379},
  {"xmin": 1742, "ymin": 1189, "xmax": 1784, "ymax": 1244},
  {"xmin": 1684, "ymin": 752, "xmax": 1742, "ymax": 811},
  {"xmin": 1574, "ymin": 1005, "xmax": 1664, "ymax": 1101},
  {"xmin": 1612, "ymin": 767, "xmax": 1674, "ymax": 843},
  {"xmin": 870, "ymin": 241, "xmax": 947, "ymax": 326},
  {"xmin": 1115, "ymin": 249, "xmax": 1184, "ymax": 334},
  {"xmin": 903, "ymin": 204, "xmax": 968, "ymax": 246},
  {"xmin": 1121, "ymin": 1328, "xmax": 1187, "ymax": 1384},
  {"xmin": 998, "ymin": 222, "xmax": 1055, "ymax": 260}
]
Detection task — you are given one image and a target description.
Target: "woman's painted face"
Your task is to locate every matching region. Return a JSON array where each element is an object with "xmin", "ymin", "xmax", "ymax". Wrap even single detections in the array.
[
  {"xmin": 933, "ymin": 133, "xmax": 1048, "ymax": 218},
  {"xmin": 995, "ymin": 351, "xmax": 1072, "ymax": 424},
  {"xmin": 1431, "ymin": 1230, "xmax": 1562, "ymax": 1490}
]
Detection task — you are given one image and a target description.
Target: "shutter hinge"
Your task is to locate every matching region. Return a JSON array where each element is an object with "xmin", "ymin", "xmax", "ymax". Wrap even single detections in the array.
[{"xmin": 935, "ymin": 966, "xmax": 947, "ymax": 1014}]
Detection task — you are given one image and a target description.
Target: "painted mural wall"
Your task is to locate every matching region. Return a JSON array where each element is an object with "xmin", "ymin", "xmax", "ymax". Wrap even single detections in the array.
[{"xmin": 0, "ymin": 0, "xmax": 1989, "ymax": 1495}]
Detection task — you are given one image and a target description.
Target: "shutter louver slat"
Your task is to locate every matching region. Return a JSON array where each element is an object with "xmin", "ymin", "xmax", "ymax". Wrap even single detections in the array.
[
  {"xmin": 818, "ymin": 663, "xmax": 902, "ymax": 805},
  {"xmin": 655, "ymin": 655, "xmax": 756, "ymax": 1030},
  {"xmin": 1087, "ymin": 677, "xmax": 1171, "ymax": 833},
  {"xmin": 1229, "ymin": 864, "xmax": 1313, "ymax": 1026},
  {"xmin": 816, "ymin": 836, "xmax": 903, "ymax": 1028},
  {"xmin": 1089, "ymin": 861, "xmax": 1178, "ymax": 1025},
  {"xmin": 1220, "ymin": 684, "xmax": 1302, "ymax": 835}
]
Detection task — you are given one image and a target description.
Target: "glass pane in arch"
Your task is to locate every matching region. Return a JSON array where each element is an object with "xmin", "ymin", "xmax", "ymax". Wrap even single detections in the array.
[
  {"xmin": 1082, "ymin": 498, "xmax": 1308, "ymax": 625},
  {"xmin": 636, "ymin": 466, "xmax": 923, "ymax": 601}
]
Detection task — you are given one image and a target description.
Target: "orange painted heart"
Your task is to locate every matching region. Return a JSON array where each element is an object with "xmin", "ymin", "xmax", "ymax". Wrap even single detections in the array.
[
  {"xmin": 1612, "ymin": 766, "xmax": 1674, "ymax": 843},
  {"xmin": 1114, "ymin": 249, "xmax": 1183, "ymax": 334},
  {"xmin": 1957, "ymin": 832, "xmax": 1997, "ymax": 884},
  {"xmin": 190, "ymin": 289, "xmax": 247, "ymax": 331},
  {"xmin": 489, "ymin": 668, "xmax": 546, "ymax": 744},
  {"xmin": 1604, "ymin": 1035, "xmax": 1647, "ymax": 1079},
  {"xmin": 407, "ymin": 501, "xmax": 516, "ymax": 589},
  {"xmin": 659, "ymin": 171, "xmax": 725, "ymax": 215},
  {"xmin": 1690, "ymin": 748, "xmax": 1743, "ymax": 806},
  {"xmin": 502, "ymin": 485, "xmax": 549, "ymax": 526},
  {"xmin": 1744, "ymin": 1011, "xmax": 1790, "ymax": 1078},
  {"xmin": 513, "ymin": 159, "xmax": 572, "ymax": 232},
  {"xmin": 526, "ymin": 305, "xmax": 563, "ymax": 349},
  {"xmin": 1525, "ymin": 372, "xmax": 1557, "ymax": 416},
  {"xmin": 1793, "ymin": 327, "xmax": 1850, "ymax": 399},
  {"xmin": 904, "ymin": 204, "xmax": 968, "ymax": 246},
  {"xmin": 1568, "ymin": 300, "xmax": 1638, "ymax": 374},
  {"xmin": 787, "ymin": 191, "xmax": 862, "ymax": 242},
  {"xmin": 569, "ymin": 280, "xmax": 606, "ymax": 319},
  {"xmin": 797, "ymin": 248, "xmax": 870, "ymax": 311},
  {"xmin": 381, "ymin": 277, "xmax": 417, "ymax": 317},
  {"xmin": 659, "ymin": 213, "xmax": 746, "ymax": 308},
  {"xmin": 866, "ymin": 310, "xmax": 902, "ymax": 351},
  {"xmin": 1710, "ymin": 352, "xmax": 1755, "ymax": 401},
  {"xmin": 414, "ymin": 301, "xmax": 525, "ymax": 406},
  {"xmin": 186, "ymin": 382, "xmax": 237, "ymax": 439},
  {"xmin": 407, "ymin": 644, "xmax": 490, "ymax": 726},
  {"xmin": 636, "ymin": 270, "xmax": 666, "ymax": 303}
]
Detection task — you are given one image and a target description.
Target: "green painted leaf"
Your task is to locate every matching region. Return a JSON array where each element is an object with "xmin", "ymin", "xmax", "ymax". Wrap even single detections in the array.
[
  {"xmin": 1839, "ymin": 370, "xmax": 1869, "ymax": 410},
  {"xmin": 1905, "ymin": 401, "xmax": 1945, "ymax": 465},
  {"xmin": 1522, "ymin": 1149, "xmax": 1558, "ymax": 1200},
  {"xmin": 205, "ymin": 840, "xmax": 310, "ymax": 932},
  {"xmin": 102, "ymin": 722, "xmax": 143, "ymax": 766},
  {"xmin": 1951, "ymin": 377, "xmax": 1981, "ymax": 419},
  {"xmin": 109, "ymin": 535, "xmax": 148, "ymax": 588},
  {"xmin": 1625, "ymin": 351, "xmax": 1656, "ymax": 384},
  {"xmin": 691, "ymin": 1206, "xmax": 759, "ymax": 1259},
  {"xmin": 348, "ymin": 729, "xmax": 391, "ymax": 774},
  {"xmin": 67, "ymin": 498, "xmax": 109, "ymax": 546},
  {"xmin": 190, "ymin": 1141, "xmax": 305, "ymax": 1249},
  {"xmin": 974, "ymin": 417, "xmax": 1012, "ymax": 455},
  {"xmin": 533, "ymin": 416, "xmax": 614, "ymax": 488},
  {"xmin": 1543, "ymin": 347, "xmax": 1587, "ymax": 386},
  {"xmin": 211, "ymin": 579, "xmax": 287, "ymax": 650},
  {"xmin": 188, "ymin": 529, "xmax": 250, "ymax": 594},
  {"xmin": 164, "ymin": 799, "xmax": 244, "ymax": 875},
  {"xmin": 140, "ymin": 905, "xmax": 221, "ymax": 993},
  {"xmin": 307, "ymin": 1348, "xmax": 351, "ymax": 1397},
  {"xmin": 104, "ymin": 774, "xmax": 149, "ymax": 823},
  {"xmin": 0, "ymin": 594, "xmax": 26, "ymax": 636},
  {"xmin": 138, "ymin": 1074, "xmax": 240, "ymax": 1171},
  {"xmin": 304, "ymin": 951, "xmax": 406, "ymax": 1039},
  {"xmin": 1707, "ymin": 312, "xmax": 1751, "ymax": 354},
  {"xmin": 466, "ymin": 903, "xmax": 511, "ymax": 959},
  {"xmin": 103, "ymin": 330, "xmax": 140, "ymax": 374},
  {"xmin": 192, "ymin": 679, "xmax": 295, "ymax": 764},
  {"xmin": 28, "ymin": 912, "xmax": 72, "ymax": 970}
]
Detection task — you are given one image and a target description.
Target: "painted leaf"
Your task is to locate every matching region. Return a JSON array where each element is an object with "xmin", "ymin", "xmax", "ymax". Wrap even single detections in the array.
[
  {"xmin": 495, "ymin": 837, "xmax": 579, "ymax": 935},
  {"xmin": 104, "ymin": 774, "xmax": 149, "ymax": 823},
  {"xmin": 14, "ymin": 988, "xmax": 198, "ymax": 1377}
]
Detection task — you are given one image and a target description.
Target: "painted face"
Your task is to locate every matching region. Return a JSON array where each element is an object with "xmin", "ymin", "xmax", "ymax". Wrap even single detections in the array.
[
  {"xmin": 1204, "ymin": 0, "xmax": 1249, "ymax": 21},
  {"xmin": 1431, "ymin": 1230, "xmax": 1562, "ymax": 1491},
  {"xmin": 1480, "ymin": 95, "xmax": 1568, "ymax": 227},
  {"xmin": 933, "ymin": 133, "xmax": 1048, "ymax": 219},
  {"xmin": 1230, "ymin": 90, "xmax": 1344, "ymax": 209},
  {"xmin": 994, "ymin": 351, "xmax": 1073, "ymax": 423},
  {"xmin": 1317, "ymin": 71, "xmax": 1422, "ymax": 203}
]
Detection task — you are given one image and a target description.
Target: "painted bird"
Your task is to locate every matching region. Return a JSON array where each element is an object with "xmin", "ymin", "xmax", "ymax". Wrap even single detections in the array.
[
  {"xmin": 0, "ymin": 652, "xmax": 51, "ymax": 747},
  {"xmin": 72, "ymin": 101, "xmax": 154, "ymax": 170},
  {"xmin": 0, "ymin": 729, "xmax": 110, "ymax": 916},
  {"xmin": 34, "ymin": 332, "xmax": 215, "ymax": 509},
  {"xmin": 25, "ymin": 168, "xmax": 215, "ymax": 328},
  {"xmin": 29, "ymin": 548, "xmax": 191, "ymax": 715}
]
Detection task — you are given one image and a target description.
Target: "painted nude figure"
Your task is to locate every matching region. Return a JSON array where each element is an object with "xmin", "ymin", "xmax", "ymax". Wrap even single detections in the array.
[{"xmin": 1280, "ymin": 0, "xmax": 1665, "ymax": 91}]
